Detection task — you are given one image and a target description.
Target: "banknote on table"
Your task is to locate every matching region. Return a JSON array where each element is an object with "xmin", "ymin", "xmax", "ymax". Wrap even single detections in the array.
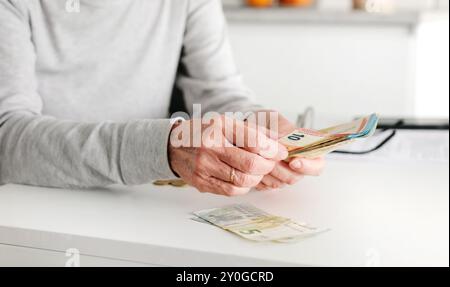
[
  {"xmin": 154, "ymin": 114, "xmax": 378, "ymax": 186},
  {"xmin": 192, "ymin": 204, "xmax": 328, "ymax": 243}
]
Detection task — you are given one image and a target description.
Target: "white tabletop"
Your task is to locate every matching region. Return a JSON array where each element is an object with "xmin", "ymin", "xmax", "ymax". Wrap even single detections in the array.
[{"xmin": 0, "ymin": 159, "xmax": 448, "ymax": 266}]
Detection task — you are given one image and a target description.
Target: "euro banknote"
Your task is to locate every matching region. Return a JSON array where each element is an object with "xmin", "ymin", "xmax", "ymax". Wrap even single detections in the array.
[
  {"xmin": 192, "ymin": 204, "xmax": 328, "ymax": 242},
  {"xmin": 279, "ymin": 113, "xmax": 379, "ymax": 158}
]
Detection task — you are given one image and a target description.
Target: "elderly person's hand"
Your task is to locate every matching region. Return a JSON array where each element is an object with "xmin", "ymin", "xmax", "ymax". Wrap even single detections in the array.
[
  {"xmin": 168, "ymin": 115, "xmax": 288, "ymax": 196},
  {"xmin": 253, "ymin": 111, "xmax": 326, "ymax": 191},
  {"xmin": 256, "ymin": 157, "xmax": 325, "ymax": 190}
]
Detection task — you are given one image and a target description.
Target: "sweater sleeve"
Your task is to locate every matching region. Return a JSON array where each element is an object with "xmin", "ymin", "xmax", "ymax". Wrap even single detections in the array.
[
  {"xmin": 177, "ymin": 0, "xmax": 263, "ymax": 115},
  {"xmin": 0, "ymin": 0, "xmax": 177, "ymax": 188}
]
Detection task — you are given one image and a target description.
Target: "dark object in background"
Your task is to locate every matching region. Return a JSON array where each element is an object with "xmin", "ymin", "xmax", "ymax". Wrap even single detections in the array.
[
  {"xmin": 377, "ymin": 118, "xmax": 449, "ymax": 130},
  {"xmin": 246, "ymin": 0, "xmax": 274, "ymax": 7},
  {"xmin": 333, "ymin": 117, "xmax": 449, "ymax": 155},
  {"xmin": 353, "ymin": 0, "xmax": 395, "ymax": 13},
  {"xmin": 169, "ymin": 60, "xmax": 188, "ymax": 116},
  {"xmin": 279, "ymin": 0, "xmax": 314, "ymax": 7},
  {"xmin": 169, "ymin": 83, "xmax": 187, "ymax": 116}
]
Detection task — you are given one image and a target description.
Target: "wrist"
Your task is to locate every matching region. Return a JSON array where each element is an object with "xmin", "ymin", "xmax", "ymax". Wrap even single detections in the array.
[{"xmin": 168, "ymin": 119, "xmax": 184, "ymax": 178}]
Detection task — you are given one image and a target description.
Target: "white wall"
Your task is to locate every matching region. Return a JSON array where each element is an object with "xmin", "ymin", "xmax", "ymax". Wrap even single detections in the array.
[
  {"xmin": 224, "ymin": 1, "xmax": 449, "ymax": 123},
  {"xmin": 415, "ymin": 16, "xmax": 449, "ymax": 118},
  {"xmin": 228, "ymin": 23, "xmax": 416, "ymax": 122}
]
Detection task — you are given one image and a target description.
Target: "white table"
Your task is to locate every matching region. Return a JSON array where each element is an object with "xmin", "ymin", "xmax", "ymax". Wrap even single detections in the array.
[{"xmin": 0, "ymin": 159, "xmax": 448, "ymax": 267}]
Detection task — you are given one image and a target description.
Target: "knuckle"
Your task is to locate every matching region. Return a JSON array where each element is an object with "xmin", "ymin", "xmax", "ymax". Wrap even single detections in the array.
[
  {"xmin": 234, "ymin": 173, "xmax": 257, "ymax": 187},
  {"xmin": 223, "ymin": 186, "xmax": 237, "ymax": 196},
  {"xmin": 243, "ymin": 156, "xmax": 258, "ymax": 173},
  {"xmin": 199, "ymin": 145, "xmax": 212, "ymax": 155},
  {"xmin": 264, "ymin": 160, "xmax": 276, "ymax": 173},
  {"xmin": 270, "ymin": 182, "xmax": 283, "ymax": 188},
  {"xmin": 287, "ymin": 176, "xmax": 299, "ymax": 185},
  {"xmin": 196, "ymin": 152, "xmax": 211, "ymax": 167},
  {"xmin": 197, "ymin": 188, "xmax": 207, "ymax": 193},
  {"xmin": 219, "ymin": 148, "xmax": 231, "ymax": 162},
  {"xmin": 264, "ymin": 178, "xmax": 281, "ymax": 188},
  {"xmin": 223, "ymin": 186, "xmax": 246, "ymax": 197},
  {"xmin": 232, "ymin": 173, "xmax": 246, "ymax": 187},
  {"xmin": 191, "ymin": 176, "xmax": 202, "ymax": 187}
]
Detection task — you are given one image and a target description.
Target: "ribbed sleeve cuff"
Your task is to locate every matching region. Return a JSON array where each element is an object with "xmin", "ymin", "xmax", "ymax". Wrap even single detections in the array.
[{"xmin": 120, "ymin": 119, "xmax": 178, "ymax": 185}]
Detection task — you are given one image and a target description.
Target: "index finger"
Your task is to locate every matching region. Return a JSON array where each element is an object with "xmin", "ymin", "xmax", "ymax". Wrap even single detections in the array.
[{"xmin": 218, "ymin": 145, "xmax": 276, "ymax": 176}]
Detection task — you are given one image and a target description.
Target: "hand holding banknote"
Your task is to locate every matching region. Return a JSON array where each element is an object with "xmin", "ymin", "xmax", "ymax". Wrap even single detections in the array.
[
  {"xmin": 168, "ymin": 115, "xmax": 288, "ymax": 196},
  {"xmin": 253, "ymin": 111, "xmax": 326, "ymax": 190},
  {"xmin": 159, "ymin": 113, "xmax": 378, "ymax": 195}
]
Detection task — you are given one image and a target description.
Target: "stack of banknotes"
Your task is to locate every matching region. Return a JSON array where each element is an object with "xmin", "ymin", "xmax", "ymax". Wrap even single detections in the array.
[
  {"xmin": 153, "ymin": 114, "xmax": 378, "ymax": 186},
  {"xmin": 280, "ymin": 113, "xmax": 379, "ymax": 158},
  {"xmin": 192, "ymin": 204, "xmax": 328, "ymax": 243}
]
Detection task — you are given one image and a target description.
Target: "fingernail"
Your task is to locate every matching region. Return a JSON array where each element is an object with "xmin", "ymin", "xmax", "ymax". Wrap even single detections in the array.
[{"xmin": 290, "ymin": 159, "xmax": 303, "ymax": 169}]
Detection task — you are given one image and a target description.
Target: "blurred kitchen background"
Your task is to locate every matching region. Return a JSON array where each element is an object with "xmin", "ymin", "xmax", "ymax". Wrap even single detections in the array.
[{"xmin": 220, "ymin": 0, "xmax": 449, "ymax": 124}]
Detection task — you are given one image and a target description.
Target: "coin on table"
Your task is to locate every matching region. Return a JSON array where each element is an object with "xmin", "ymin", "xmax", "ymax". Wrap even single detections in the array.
[{"xmin": 153, "ymin": 180, "xmax": 187, "ymax": 187}]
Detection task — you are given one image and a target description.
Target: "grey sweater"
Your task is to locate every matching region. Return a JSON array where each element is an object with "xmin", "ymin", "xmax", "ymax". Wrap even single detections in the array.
[{"xmin": 0, "ymin": 0, "xmax": 260, "ymax": 188}]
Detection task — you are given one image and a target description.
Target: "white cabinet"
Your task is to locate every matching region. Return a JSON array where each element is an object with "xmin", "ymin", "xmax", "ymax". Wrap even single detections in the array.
[{"xmin": 0, "ymin": 244, "xmax": 153, "ymax": 267}]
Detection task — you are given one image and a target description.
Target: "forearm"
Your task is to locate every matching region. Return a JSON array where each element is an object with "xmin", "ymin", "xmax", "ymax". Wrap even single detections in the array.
[{"xmin": 0, "ymin": 112, "xmax": 177, "ymax": 188}]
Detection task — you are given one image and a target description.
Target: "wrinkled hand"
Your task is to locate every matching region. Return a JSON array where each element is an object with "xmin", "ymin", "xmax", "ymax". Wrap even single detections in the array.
[
  {"xmin": 168, "ymin": 115, "xmax": 288, "ymax": 196},
  {"xmin": 256, "ymin": 157, "xmax": 325, "ymax": 190},
  {"xmin": 254, "ymin": 111, "xmax": 326, "ymax": 191}
]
